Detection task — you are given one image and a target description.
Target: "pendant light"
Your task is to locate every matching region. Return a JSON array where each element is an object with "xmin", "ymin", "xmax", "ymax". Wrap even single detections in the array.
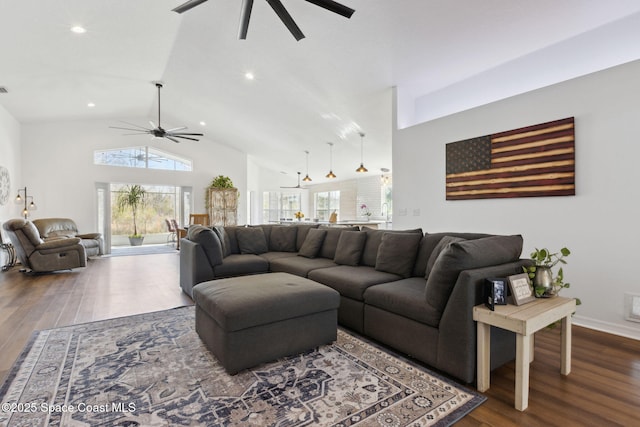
[
  {"xmin": 355, "ymin": 132, "xmax": 368, "ymax": 173},
  {"xmin": 325, "ymin": 142, "xmax": 337, "ymax": 179},
  {"xmin": 302, "ymin": 150, "xmax": 312, "ymax": 182}
]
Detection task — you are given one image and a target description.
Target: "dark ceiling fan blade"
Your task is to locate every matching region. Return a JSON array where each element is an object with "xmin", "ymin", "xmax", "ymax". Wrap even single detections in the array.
[
  {"xmin": 170, "ymin": 135, "xmax": 201, "ymax": 141},
  {"xmin": 265, "ymin": 0, "xmax": 305, "ymax": 41},
  {"xmin": 171, "ymin": 132, "xmax": 204, "ymax": 136},
  {"xmin": 303, "ymin": 0, "xmax": 355, "ymax": 18},
  {"xmin": 172, "ymin": 0, "xmax": 209, "ymax": 14},
  {"xmin": 165, "ymin": 136, "xmax": 181, "ymax": 143},
  {"xmin": 238, "ymin": 0, "xmax": 254, "ymax": 39},
  {"xmin": 109, "ymin": 126, "xmax": 152, "ymax": 133}
]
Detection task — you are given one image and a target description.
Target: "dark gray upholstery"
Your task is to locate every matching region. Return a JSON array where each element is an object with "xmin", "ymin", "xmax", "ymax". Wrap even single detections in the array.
[
  {"xmin": 213, "ymin": 254, "xmax": 269, "ymax": 279},
  {"xmin": 188, "ymin": 225, "xmax": 224, "ymax": 266},
  {"xmin": 297, "ymin": 228, "xmax": 327, "ymax": 258},
  {"xmin": 333, "ymin": 231, "xmax": 366, "ymax": 266},
  {"xmin": 361, "ymin": 228, "xmax": 423, "ymax": 267},
  {"xmin": 193, "ymin": 273, "xmax": 339, "ymax": 374},
  {"xmin": 425, "ymin": 236, "xmax": 465, "ymax": 278},
  {"xmin": 269, "ymin": 226, "xmax": 297, "ymax": 252},
  {"xmin": 424, "ymin": 235, "xmax": 524, "ymax": 326},
  {"xmin": 236, "ymin": 227, "xmax": 268, "ymax": 254},
  {"xmin": 308, "ymin": 265, "xmax": 401, "ymax": 301},
  {"xmin": 179, "ymin": 224, "xmax": 528, "ymax": 384},
  {"xmin": 270, "ymin": 255, "xmax": 337, "ymax": 277},
  {"xmin": 375, "ymin": 232, "xmax": 423, "ymax": 278}
]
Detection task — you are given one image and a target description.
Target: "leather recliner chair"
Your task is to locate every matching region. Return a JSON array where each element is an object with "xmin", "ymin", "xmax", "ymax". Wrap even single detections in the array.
[
  {"xmin": 32, "ymin": 218, "xmax": 103, "ymax": 257},
  {"xmin": 2, "ymin": 218, "xmax": 87, "ymax": 273}
]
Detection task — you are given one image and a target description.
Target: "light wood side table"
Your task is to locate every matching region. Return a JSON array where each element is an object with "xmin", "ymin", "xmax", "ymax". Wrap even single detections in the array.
[{"xmin": 473, "ymin": 296, "xmax": 576, "ymax": 411}]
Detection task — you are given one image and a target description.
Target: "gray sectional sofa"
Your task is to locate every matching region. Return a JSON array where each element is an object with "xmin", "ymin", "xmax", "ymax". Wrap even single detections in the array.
[{"xmin": 180, "ymin": 223, "xmax": 528, "ymax": 384}]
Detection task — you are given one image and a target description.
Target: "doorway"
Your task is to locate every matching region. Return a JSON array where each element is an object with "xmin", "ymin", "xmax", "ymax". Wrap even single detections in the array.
[{"xmin": 96, "ymin": 183, "xmax": 192, "ymax": 254}]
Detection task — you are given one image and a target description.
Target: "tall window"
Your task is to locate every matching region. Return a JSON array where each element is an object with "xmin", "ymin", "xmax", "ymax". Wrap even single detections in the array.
[
  {"xmin": 314, "ymin": 191, "xmax": 340, "ymax": 221},
  {"xmin": 263, "ymin": 192, "xmax": 301, "ymax": 222},
  {"xmin": 95, "ymin": 146, "xmax": 192, "ymax": 171}
]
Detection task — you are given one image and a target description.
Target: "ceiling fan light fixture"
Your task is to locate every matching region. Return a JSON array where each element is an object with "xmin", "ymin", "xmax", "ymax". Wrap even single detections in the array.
[{"xmin": 356, "ymin": 132, "xmax": 368, "ymax": 173}]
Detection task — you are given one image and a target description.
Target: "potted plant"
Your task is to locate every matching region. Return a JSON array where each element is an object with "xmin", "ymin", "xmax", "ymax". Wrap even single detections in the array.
[
  {"xmin": 205, "ymin": 175, "xmax": 236, "ymax": 207},
  {"xmin": 360, "ymin": 204, "xmax": 372, "ymax": 221},
  {"xmin": 116, "ymin": 184, "xmax": 147, "ymax": 246},
  {"xmin": 523, "ymin": 247, "xmax": 580, "ymax": 304}
]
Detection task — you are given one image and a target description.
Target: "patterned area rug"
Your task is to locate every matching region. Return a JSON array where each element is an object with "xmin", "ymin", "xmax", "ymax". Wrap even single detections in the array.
[{"xmin": 0, "ymin": 306, "xmax": 485, "ymax": 426}]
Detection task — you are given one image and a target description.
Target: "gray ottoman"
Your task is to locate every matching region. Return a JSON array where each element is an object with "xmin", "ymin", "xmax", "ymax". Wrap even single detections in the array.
[{"xmin": 193, "ymin": 272, "xmax": 340, "ymax": 374}]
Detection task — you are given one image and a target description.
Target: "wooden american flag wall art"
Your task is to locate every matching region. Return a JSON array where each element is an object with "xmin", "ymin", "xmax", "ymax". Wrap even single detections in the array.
[{"xmin": 445, "ymin": 117, "xmax": 575, "ymax": 200}]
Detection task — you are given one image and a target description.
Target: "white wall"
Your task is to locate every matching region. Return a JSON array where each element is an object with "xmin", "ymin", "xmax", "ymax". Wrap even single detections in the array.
[
  {"xmin": 21, "ymin": 119, "xmax": 247, "ymax": 233},
  {"xmin": 393, "ymin": 59, "xmax": 640, "ymax": 340},
  {"xmin": 0, "ymin": 105, "xmax": 21, "ymax": 266}
]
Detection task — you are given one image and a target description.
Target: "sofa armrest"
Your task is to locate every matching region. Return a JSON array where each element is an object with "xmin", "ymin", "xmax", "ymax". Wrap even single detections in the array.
[
  {"xmin": 76, "ymin": 232, "xmax": 102, "ymax": 240},
  {"xmin": 436, "ymin": 260, "xmax": 530, "ymax": 383},
  {"xmin": 180, "ymin": 238, "xmax": 215, "ymax": 299},
  {"xmin": 37, "ymin": 237, "xmax": 82, "ymax": 250}
]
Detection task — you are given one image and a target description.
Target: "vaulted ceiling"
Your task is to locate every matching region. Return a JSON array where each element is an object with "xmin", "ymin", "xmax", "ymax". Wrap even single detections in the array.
[{"xmin": 2, "ymin": 0, "xmax": 640, "ymax": 182}]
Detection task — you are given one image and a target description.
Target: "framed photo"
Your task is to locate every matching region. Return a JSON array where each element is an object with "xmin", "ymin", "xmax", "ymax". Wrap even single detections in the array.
[
  {"xmin": 508, "ymin": 273, "xmax": 536, "ymax": 306},
  {"xmin": 484, "ymin": 278, "xmax": 507, "ymax": 311}
]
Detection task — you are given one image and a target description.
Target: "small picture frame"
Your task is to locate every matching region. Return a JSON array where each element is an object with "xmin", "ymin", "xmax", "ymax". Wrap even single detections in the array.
[
  {"xmin": 508, "ymin": 273, "xmax": 536, "ymax": 306},
  {"xmin": 484, "ymin": 278, "xmax": 507, "ymax": 311}
]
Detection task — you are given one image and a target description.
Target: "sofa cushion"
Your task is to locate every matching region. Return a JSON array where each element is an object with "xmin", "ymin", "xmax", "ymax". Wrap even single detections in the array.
[
  {"xmin": 424, "ymin": 235, "xmax": 523, "ymax": 325},
  {"xmin": 270, "ymin": 256, "xmax": 338, "ymax": 278},
  {"xmin": 412, "ymin": 232, "xmax": 492, "ymax": 277},
  {"xmin": 318, "ymin": 226, "xmax": 360, "ymax": 260},
  {"xmin": 364, "ymin": 277, "xmax": 436, "ymax": 325},
  {"xmin": 425, "ymin": 236, "xmax": 466, "ymax": 279},
  {"xmin": 213, "ymin": 254, "xmax": 269, "ymax": 278},
  {"xmin": 298, "ymin": 228, "xmax": 327, "ymax": 258},
  {"xmin": 333, "ymin": 231, "xmax": 366, "ymax": 266},
  {"xmin": 308, "ymin": 265, "xmax": 402, "ymax": 301},
  {"xmin": 212, "ymin": 226, "xmax": 240, "ymax": 257},
  {"xmin": 236, "ymin": 227, "xmax": 268, "ymax": 254},
  {"xmin": 269, "ymin": 226, "xmax": 298, "ymax": 252},
  {"xmin": 295, "ymin": 224, "xmax": 320, "ymax": 251},
  {"xmin": 187, "ymin": 225, "xmax": 224, "ymax": 267},
  {"xmin": 375, "ymin": 232, "xmax": 423, "ymax": 278},
  {"xmin": 361, "ymin": 228, "xmax": 423, "ymax": 267}
]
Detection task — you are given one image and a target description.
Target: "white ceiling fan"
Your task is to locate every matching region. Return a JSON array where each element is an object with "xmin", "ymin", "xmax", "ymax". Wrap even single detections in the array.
[
  {"xmin": 280, "ymin": 172, "xmax": 309, "ymax": 189},
  {"xmin": 110, "ymin": 82, "xmax": 203, "ymax": 143}
]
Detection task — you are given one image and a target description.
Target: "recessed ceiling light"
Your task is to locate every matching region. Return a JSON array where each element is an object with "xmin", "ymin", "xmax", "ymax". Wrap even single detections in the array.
[
  {"xmin": 70, "ymin": 26, "xmax": 86, "ymax": 34},
  {"xmin": 244, "ymin": 72, "xmax": 255, "ymax": 81},
  {"xmin": 199, "ymin": 121, "xmax": 206, "ymax": 126},
  {"xmin": 87, "ymin": 102, "xmax": 95, "ymax": 108}
]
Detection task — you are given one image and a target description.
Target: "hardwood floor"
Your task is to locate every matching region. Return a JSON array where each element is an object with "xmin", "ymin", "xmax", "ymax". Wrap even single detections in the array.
[{"xmin": 1, "ymin": 253, "xmax": 639, "ymax": 426}]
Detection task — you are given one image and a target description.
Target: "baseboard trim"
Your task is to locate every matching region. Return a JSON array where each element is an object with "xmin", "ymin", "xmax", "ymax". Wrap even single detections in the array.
[{"xmin": 573, "ymin": 315, "xmax": 640, "ymax": 341}]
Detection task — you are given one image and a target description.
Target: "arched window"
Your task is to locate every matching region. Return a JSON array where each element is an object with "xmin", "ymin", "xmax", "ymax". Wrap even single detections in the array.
[{"xmin": 94, "ymin": 146, "xmax": 192, "ymax": 171}]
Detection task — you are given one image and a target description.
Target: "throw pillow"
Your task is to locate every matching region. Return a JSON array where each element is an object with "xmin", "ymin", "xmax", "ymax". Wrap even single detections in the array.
[
  {"xmin": 187, "ymin": 225, "xmax": 224, "ymax": 266},
  {"xmin": 424, "ymin": 235, "xmax": 523, "ymax": 326},
  {"xmin": 375, "ymin": 232, "xmax": 423, "ymax": 278},
  {"xmin": 269, "ymin": 226, "xmax": 298, "ymax": 252},
  {"xmin": 236, "ymin": 227, "xmax": 268, "ymax": 254},
  {"xmin": 333, "ymin": 231, "xmax": 367, "ymax": 266},
  {"xmin": 298, "ymin": 229, "xmax": 327, "ymax": 258},
  {"xmin": 425, "ymin": 236, "xmax": 466, "ymax": 279},
  {"xmin": 212, "ymin": 226, "xmax": 231, "ymax": 257}
]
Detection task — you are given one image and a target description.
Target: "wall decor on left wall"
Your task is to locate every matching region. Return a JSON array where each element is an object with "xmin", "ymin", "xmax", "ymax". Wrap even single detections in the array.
[{"xmin": 0, "ymin": 165, "xmax": 10, "ymax": 206}]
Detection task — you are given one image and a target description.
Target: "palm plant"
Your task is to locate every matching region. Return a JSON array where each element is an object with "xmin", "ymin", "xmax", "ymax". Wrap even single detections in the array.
[{"xmin": 116, "ymin": 185, "xmax": 147, "ymax": 238}]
